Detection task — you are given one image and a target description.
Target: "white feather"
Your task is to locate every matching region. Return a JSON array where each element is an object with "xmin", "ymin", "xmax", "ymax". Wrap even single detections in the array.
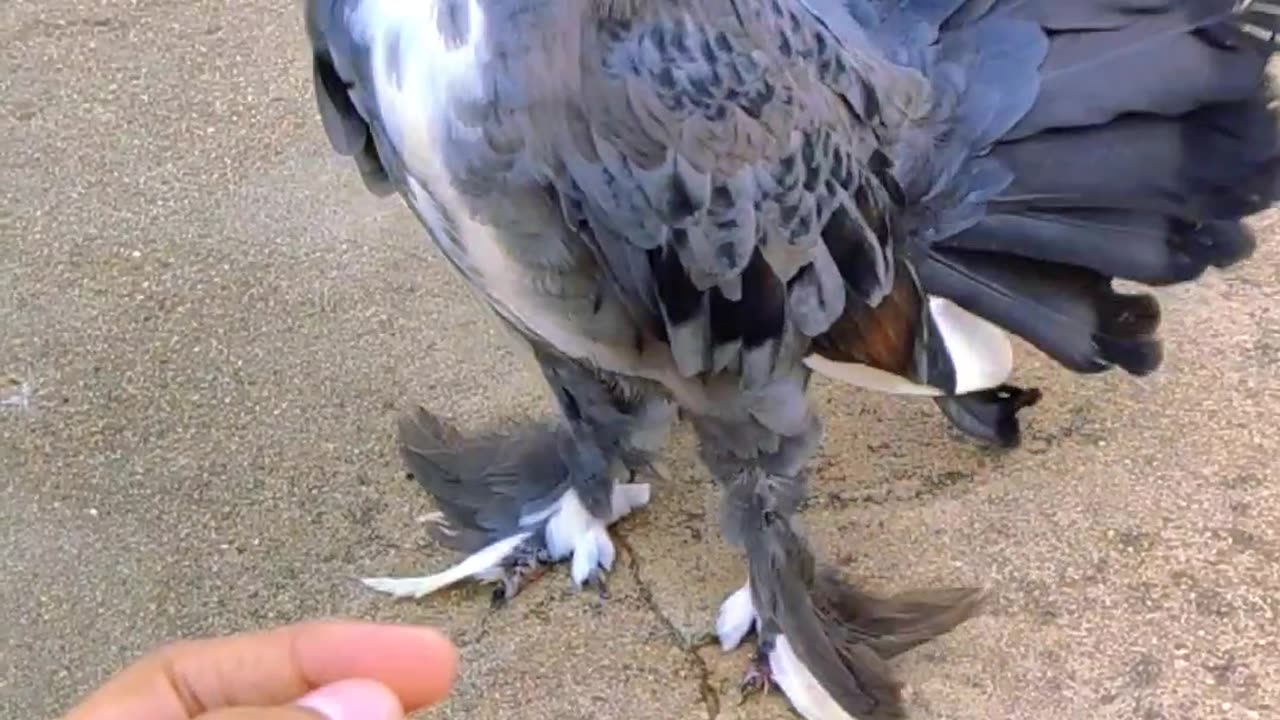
[
  {"xmin": 608, "ymin": 483, "xmax": 652, "ymax": 523},
  {"xmin": 354, "ymin": 0, "xmax": 489, "ymax": 175},
  {"xmin": 716, "ymin": 583, "xmax": 758, "ymax": 651},
  {"xmin": 802, "ymin": 295, "xmax": 1012, "ymax": 396},
  {"xmin": 928, "ymin": 296, "xmax": 1013, "ymax": 394},
  {"xmin": 360, "ymin": 531, "xmax": 531, "ymax": 599},
  {"xmin": 803, "ymin": 354, "xmax": 943, "ymax": 396},
  {"xmin": 769, "ymin": 634, "xmax": 858, "ymax": 720}
]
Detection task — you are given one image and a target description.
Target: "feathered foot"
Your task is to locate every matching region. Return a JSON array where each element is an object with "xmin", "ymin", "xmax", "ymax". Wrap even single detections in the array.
[
  {"xmin": 359, "ymin": 407, "xmax": 652, "ymax": 604},
  {"xmin": 739, "ymin": 641, "xmax": 775, "ymax": 701},
  {"xmin": 360, "ymin": 480, "xmax": 650, "ymax": 602},
  {"xmin": 719, "ymin": 570, "xmax": 988, "ymax": 719},
  {"xmin": 489, "ymin": 536, "xmax": 554, "ymax": 607}
]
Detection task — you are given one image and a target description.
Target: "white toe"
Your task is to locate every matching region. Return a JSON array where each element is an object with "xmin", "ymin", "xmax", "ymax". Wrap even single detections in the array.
[
  {"xmin": 544, "ymin": 488, "xmax": 630, "ymax": 587},
  {"xmin": 570, "ymin": 527, "xmax": 601, "ymax": 585},
  {"xmin": 717, "ymin": 582, "xmax": 757, "ymax": 651},
  {"xmin": 544, "ymin": 489, "xmax": 594, "ymax": 559}
]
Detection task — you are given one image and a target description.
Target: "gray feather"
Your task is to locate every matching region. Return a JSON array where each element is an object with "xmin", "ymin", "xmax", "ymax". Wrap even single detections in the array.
[
  {"xmin": 877, "ymin": 0, "xmax": 1280, "ymax": 384},
  {"xmin": 303, "ymin": 5, "xmax": 1280, "ymax": 716},
  {"xmin": 787, "ymin": 246, "xmax": 848, "ymax": 337},
  {"xmin": 811, "ymin": 568, "xmax": 988, "ymax": 660},
  {"xmin": 738, "ymin": 479, "xmax": 906, "ymax": 719},
  {"xmin": 398, "ymin": 407, "xmax": 570, "ymax": 553},
  {"xmin": 1008, "ymin": 2, "xmax": 1268, "ymax": 140},
  {"xmin": 398, "ymin": 346, "xmax": 675, "ymax": 553}
]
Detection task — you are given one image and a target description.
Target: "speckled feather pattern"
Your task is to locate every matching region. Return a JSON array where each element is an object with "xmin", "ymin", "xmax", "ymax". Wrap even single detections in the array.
[
  {"xmin": 565, "ymin": 1, "xmax": 925, "ymax": 387},
  {"xmin": 305, "ymin": 1, "xmax": 1280, "ymax": 718},
  {"xmin": 309, "ymin": 0, "xmax": 932, "ymax": 400}
]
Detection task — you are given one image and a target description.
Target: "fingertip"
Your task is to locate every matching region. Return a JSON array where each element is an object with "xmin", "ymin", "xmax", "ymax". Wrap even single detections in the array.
[
  {"xmin": 295, "ymin": 678, "xmax": 403, "ymax": 720},
  {"xmin": 403, "ymin": 626, "xmax": 459, "ymax": 709},
  {"xmin": 292, "ymin": 621, "xmax": 459, "ymax": 711}
]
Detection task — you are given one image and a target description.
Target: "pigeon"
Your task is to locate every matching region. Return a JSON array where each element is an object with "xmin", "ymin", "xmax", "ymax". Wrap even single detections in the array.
[{"xmin": 303, "ymin": 0, "xmax": 1280, "ymax": 717}]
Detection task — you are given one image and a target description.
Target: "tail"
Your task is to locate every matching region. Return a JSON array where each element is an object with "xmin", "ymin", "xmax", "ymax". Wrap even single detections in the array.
[
  {"xmin": 809, "ymin": 0, "xmax": 1279, "ymax": 442},
  {"xmin": 906, "ymin": 0, "xmax": 1279, "ymax": 374}
]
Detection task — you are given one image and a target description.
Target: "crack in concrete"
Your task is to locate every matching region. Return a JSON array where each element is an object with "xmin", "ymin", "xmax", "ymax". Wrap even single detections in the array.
[
  {"xmin": 457, "ymin": 588, "xmax": 557, "ymax": 649},
  {"xmin": 616, "ymin": 534, "xmax": 722, "ymax": 720}
]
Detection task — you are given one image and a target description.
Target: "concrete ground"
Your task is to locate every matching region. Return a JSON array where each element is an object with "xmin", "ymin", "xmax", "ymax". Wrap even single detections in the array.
[{"xmin": 3, "ymin": 3, "xmax": 1278, "ymax": 719}]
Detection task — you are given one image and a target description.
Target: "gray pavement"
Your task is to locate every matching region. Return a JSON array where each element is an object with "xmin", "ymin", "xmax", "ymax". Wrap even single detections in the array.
[{"xmin": 3, "ymin": 3, "xmax": 1278, "ymax": 719}]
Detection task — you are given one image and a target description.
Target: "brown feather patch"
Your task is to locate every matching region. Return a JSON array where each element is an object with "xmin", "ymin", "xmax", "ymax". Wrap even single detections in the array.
[{"xmin": 810, "ymin": 260, "xmax": 922, "ymax": 376}]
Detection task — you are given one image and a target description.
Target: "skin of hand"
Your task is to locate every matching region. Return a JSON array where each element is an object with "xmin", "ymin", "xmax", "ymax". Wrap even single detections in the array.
[{"xmin": 60, "ymin": 620, "xmax": 459, "ymax": 720}]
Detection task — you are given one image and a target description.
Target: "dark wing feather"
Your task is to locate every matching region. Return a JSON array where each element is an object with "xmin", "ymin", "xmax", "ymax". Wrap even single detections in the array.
[
  {"xmin": 556, "ymin": 3, "xmax": 914, "ymax": 386},
  {"xmin": 305, "ymin": 0, "xmax": 396, "ymax": 196},
  {"xmin": 303, "ymin": 0, "xmax": 929, "ymax": 391},
  {"xmin": 812, "ymin": 567, "xmax": 988, "ymax": 661},
  {"xmin": 875, "ymin": 0, "xmax": 1280, "ymax": 379}
]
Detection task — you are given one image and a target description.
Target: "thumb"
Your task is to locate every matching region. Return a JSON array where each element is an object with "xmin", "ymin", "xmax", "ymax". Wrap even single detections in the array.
[{"xmin": 197, "ymin": 679, "xmax": 404, "ymax": 720}]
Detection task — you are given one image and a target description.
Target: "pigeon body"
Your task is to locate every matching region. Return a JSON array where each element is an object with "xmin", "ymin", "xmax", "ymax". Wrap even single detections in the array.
[{"xmin": 305, "ymin": 1, "xmax": 1280, "ymax": 717}]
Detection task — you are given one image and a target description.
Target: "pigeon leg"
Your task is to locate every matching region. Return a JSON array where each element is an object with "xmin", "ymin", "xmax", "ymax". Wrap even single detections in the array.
[
  {"xmin": 490, "ymin": 537, "xmax": 554, "ymax": 608},
  {"xmin": 692, "ymin": 376, "xmax": 986, "ymax": 720},
  {"xmin": 713, "ymin": 581, "xmax": 775, "ymax": 700},
  {"xmin": 526, "ymin": 349, "xmax": 674, "ymax": 594},
  {"xmin": 362, "ymin": 348, "xmax": 675, "ymax": 605},
  {"xmin": 740, "ymin": 639, "xmax": 775, "ymax": 699}
]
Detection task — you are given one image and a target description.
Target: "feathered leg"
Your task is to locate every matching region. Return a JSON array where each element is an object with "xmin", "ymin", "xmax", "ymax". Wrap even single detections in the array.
[
  {"xmin": 362, "ymin": 345, "xmax": 675, "ymax": 603},
  {"xmin": 696, "ymin": 371, "xmax": 986, "ymax": 720}
]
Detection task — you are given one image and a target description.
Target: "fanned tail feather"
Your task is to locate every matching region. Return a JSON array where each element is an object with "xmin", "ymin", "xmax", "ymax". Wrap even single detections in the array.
[{"xmin": 819, "ymin": 0, "xmax": 1280, "ymax": 406}]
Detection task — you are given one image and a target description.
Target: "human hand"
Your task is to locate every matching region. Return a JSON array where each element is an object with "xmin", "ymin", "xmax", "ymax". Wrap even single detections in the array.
[{"xmin": 61, "ymin": 620, "xmax": 458, "ymax": 720}]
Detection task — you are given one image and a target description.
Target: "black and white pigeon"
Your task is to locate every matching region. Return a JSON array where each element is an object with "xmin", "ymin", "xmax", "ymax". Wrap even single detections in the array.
[{"xmin": 303, "ymin": 0, "xmax": 1280, "ymax": 716}]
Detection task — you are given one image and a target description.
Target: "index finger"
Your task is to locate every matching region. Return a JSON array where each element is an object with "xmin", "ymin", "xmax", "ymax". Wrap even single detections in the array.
[{"xmin": 62, "ymin": 620, "xmax": 458, "ymax": 720}]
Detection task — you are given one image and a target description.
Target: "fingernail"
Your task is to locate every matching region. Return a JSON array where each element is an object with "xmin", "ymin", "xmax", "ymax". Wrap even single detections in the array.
[{"xmin": 295, "ymin": 678, "xmax": 403, "ymax": 720}]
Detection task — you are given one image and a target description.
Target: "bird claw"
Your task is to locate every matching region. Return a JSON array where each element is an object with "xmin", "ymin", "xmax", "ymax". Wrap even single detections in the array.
[
  {"xmin": 493, "ymin": 493, "xmax": 629, "ymax": 607},
  {"xmin": 365, "ymin": 483, "xmax": 649, "ymax": 607},
  {"xmin": 488, "ymin": 540, "xmax": 555, "ymax": 608},
  {"xmin": 739, "ymin": 647, "xmax": 774, "ymax": 702},
  {"xmin": 584, "ymin": 567, "xmax": 611, "ymax": 600}
]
